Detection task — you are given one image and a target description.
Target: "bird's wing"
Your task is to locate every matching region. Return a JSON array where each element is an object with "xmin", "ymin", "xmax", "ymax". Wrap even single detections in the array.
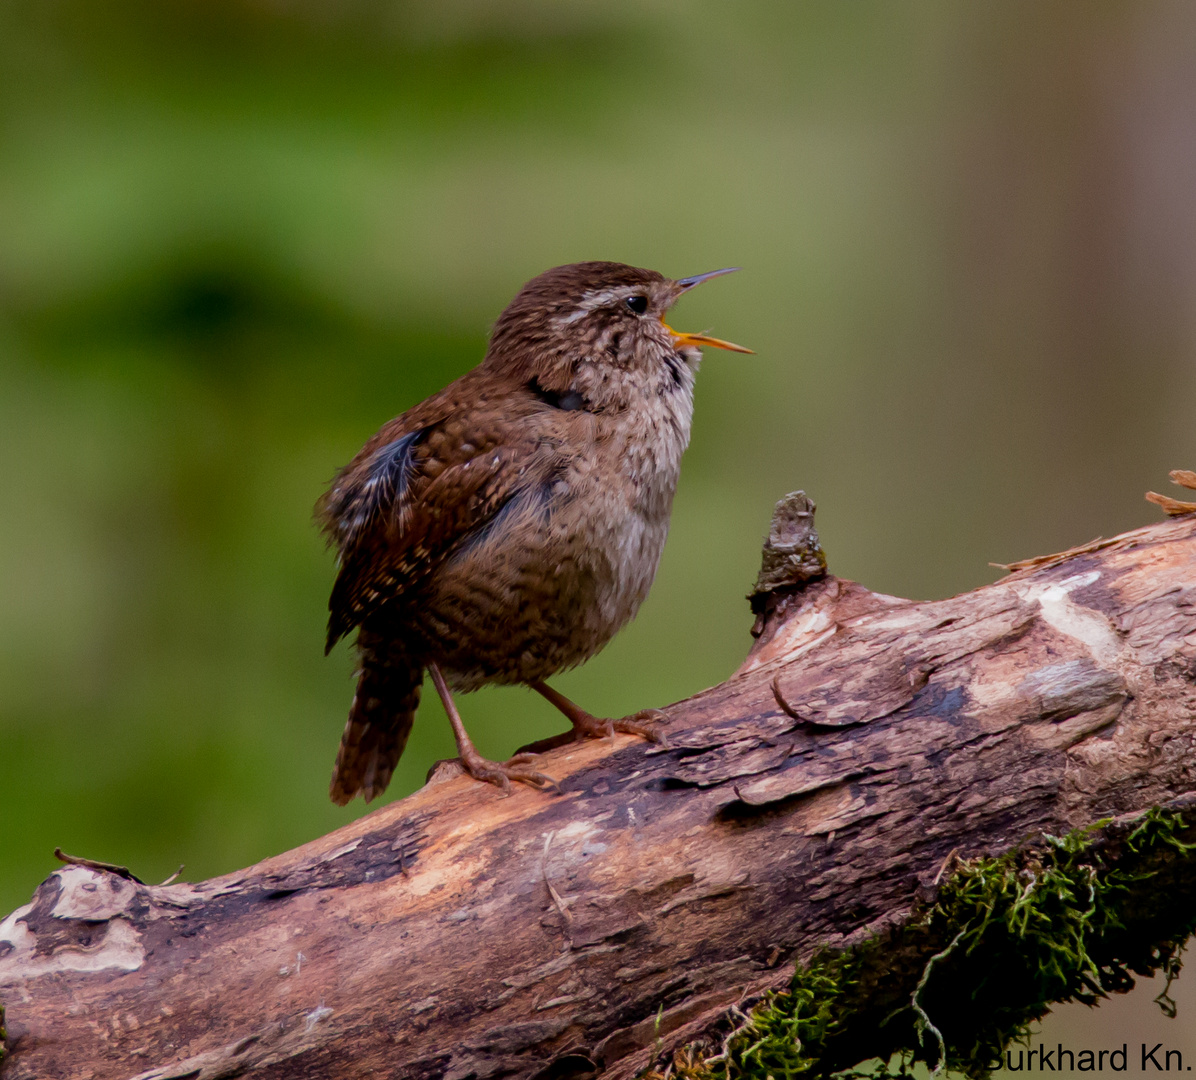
[{"xmin": 319, "ymin": 408, "xmax": 550, "ymax": 652}]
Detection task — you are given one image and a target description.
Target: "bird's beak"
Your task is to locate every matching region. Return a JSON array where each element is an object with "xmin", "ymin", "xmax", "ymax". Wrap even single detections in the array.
[
  {"xmin": 669, "ymin": 265, "xmax": 751, "ymax": 354},
  {"xmin": 665, "ymin": 267, "xmax": 753, "ymax": 353},
  {"xmin": 676, "ymin": 267, "xmax": 741, "ymax": 290},
  {"xmin": 666, "ymin": 328, "xmax": 754, "ymax": 354}
]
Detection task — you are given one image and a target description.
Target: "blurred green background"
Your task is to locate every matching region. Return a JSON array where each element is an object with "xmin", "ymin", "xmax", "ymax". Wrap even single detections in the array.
[{"xmin": 2, "ymin": 0, "xmax": 1195, "ymax": 1056}]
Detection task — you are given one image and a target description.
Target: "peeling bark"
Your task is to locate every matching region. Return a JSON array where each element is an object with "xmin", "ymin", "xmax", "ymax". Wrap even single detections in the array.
[{"xmin": 2, "ymin": 500, "xmax": 1196, "ymax": 1080}]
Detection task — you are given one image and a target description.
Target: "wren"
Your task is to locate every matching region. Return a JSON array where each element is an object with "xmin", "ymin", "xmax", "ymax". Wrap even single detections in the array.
[{"xmin": 317, "ymin": 261, "xmax": 750, "ymax": 803}]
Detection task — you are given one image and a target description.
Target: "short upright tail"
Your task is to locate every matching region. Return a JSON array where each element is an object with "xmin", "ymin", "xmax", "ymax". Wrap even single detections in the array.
[{"xmin": 329, "ymin": 630, "xmax": 423, "ymax": 806}]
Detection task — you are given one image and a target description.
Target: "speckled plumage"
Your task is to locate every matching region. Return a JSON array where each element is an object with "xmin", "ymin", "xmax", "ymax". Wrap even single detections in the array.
[{"xmin": 318, "ymin": 261, "xmax": 746, "ymax": 803}]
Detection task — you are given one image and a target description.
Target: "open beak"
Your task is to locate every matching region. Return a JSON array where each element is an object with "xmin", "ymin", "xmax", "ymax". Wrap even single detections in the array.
[
  {"xmin": 666, "ymin": 267, "xmax": 753, "ymax": 353},
  {"xmin": 666, "ymin": 328, "xmax": 754, "ymax": 354}
]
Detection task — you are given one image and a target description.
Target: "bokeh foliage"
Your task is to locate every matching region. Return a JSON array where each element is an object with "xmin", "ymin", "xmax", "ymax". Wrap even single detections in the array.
[{"xmin": 1, "ymin": 0, "xmax": 1194, "ymax": 931}]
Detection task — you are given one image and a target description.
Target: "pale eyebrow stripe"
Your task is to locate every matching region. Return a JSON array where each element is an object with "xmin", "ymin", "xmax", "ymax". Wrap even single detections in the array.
[{"xmin": 555, "ymin": 287, "xmax": 638, "ymax": 325}]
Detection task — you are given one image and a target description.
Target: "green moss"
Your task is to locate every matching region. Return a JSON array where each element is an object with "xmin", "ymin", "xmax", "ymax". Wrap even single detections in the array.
[{"xmin": 649, "ymin": 808, "xmax": 1196, "ymax": 1080}]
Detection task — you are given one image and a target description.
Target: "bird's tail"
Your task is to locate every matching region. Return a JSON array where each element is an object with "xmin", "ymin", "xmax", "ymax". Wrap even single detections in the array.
[{"xmin": 329, "ymin": 629, "xmax": 422, "ymax": 806}]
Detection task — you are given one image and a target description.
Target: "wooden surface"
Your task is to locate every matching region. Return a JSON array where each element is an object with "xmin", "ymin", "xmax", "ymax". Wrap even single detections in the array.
[{"xmin": 2, "ymin": 511, "xmax": 1195, "ymax": 1080}]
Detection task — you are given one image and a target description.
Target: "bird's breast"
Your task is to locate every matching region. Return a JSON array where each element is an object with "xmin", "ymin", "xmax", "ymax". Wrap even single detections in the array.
[
  {"xmin": 576, "ymin": 385, "xmax": 694, "ymax": 601},
  {"xmin": 415, "ymin": 384, "xmax": 694, "ymax": 688}
]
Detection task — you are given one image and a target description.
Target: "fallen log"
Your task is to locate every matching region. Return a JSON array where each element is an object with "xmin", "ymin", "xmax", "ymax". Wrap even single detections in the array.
[{"xmin": 2, "ymin": 492, "xmax": 1196, "ymax": 1080}]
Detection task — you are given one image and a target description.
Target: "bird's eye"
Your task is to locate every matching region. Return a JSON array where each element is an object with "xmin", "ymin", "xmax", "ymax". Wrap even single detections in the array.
[{"xmin": 625, "ymin": 295, "xmax": 648, "ymax": 314}]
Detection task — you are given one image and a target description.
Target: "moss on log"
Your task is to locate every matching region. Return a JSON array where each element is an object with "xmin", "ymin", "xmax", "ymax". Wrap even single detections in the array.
[{"xmin": 658, "ymin": 806, "xmax": 1196, "ymax": 1080}]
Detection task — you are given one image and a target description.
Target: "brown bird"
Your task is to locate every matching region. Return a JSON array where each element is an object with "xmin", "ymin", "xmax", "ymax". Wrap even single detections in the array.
[{"xmin": 317, "ymin": 261, "xmax": 750, "ymax": 804}]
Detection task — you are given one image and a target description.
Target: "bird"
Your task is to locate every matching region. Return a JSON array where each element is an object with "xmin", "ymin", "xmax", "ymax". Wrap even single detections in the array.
[{"xmin": 316, "ymin": 261, "xmax": 750, "ymax": 804}]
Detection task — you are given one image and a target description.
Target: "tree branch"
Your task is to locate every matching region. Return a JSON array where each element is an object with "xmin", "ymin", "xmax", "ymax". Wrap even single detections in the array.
[{"xmin": 2, "ymin": 496, "xmax": 1196, "ymax": 1080}]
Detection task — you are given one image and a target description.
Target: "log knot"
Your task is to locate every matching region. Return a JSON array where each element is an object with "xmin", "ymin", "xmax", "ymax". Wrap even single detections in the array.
[{"xmin": 749, "ymin": 491, "xmax": 827, "ymax": 612}]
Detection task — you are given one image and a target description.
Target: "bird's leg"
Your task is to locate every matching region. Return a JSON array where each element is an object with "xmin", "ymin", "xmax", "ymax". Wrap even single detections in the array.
[
  {"xmin": 427, "ymin": 661, "xmax": 557, "ymax": 794},
  {"xmin": 530, "ymin": 681, "xmax": 668, "ymax": 745}
]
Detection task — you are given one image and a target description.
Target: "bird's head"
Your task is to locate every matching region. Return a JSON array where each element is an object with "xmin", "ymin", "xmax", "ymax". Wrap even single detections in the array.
[{"xmin": 484, "ymin": 261, "xmax": 750, "ymax": 409}]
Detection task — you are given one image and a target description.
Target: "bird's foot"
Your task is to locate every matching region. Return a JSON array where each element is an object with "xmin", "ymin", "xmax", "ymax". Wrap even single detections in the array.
[
  {"xmin": 426, "ymin": 661, "xmax": 559, "ymax": 795},
  {"xmin": 511, "ymin": 707, "xmax": 671, "ymax": 759},
  {"xmin": 457, "ymin": 747, "xmax": 559, "ymax": 795},
  {"xmin": 529, "ymin": 680, "xmax": 671, "ymax": 749},
  {"xmin": 506, "ymin": 683, "xmax": 674, "ymax": 760},
  {"xmin": 570, "ymin": 707, "xmax": 669, "ymax": 746}
]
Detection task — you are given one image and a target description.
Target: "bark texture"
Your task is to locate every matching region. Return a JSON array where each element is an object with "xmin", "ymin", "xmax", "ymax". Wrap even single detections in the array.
[{"xmin": 2, "ymin": 503, "xmax": 1196, "ymax": 1080}]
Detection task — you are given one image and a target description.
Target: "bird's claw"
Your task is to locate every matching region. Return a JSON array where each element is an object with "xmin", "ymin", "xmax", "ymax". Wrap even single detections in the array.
[
  {"xmin": 572, "ymin": 707, "xmax": 669, "ymax": 747},
  {"xmin": 463, "ymin": 754, "xmax": 560, "ymax": 795},
  {"xmin": 614, "ymin": 708, "xmax": 670, "ymax": 746},
  {"xmin": 506, "ymin": 751, "xmax": 542, "ymax": 765}
]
